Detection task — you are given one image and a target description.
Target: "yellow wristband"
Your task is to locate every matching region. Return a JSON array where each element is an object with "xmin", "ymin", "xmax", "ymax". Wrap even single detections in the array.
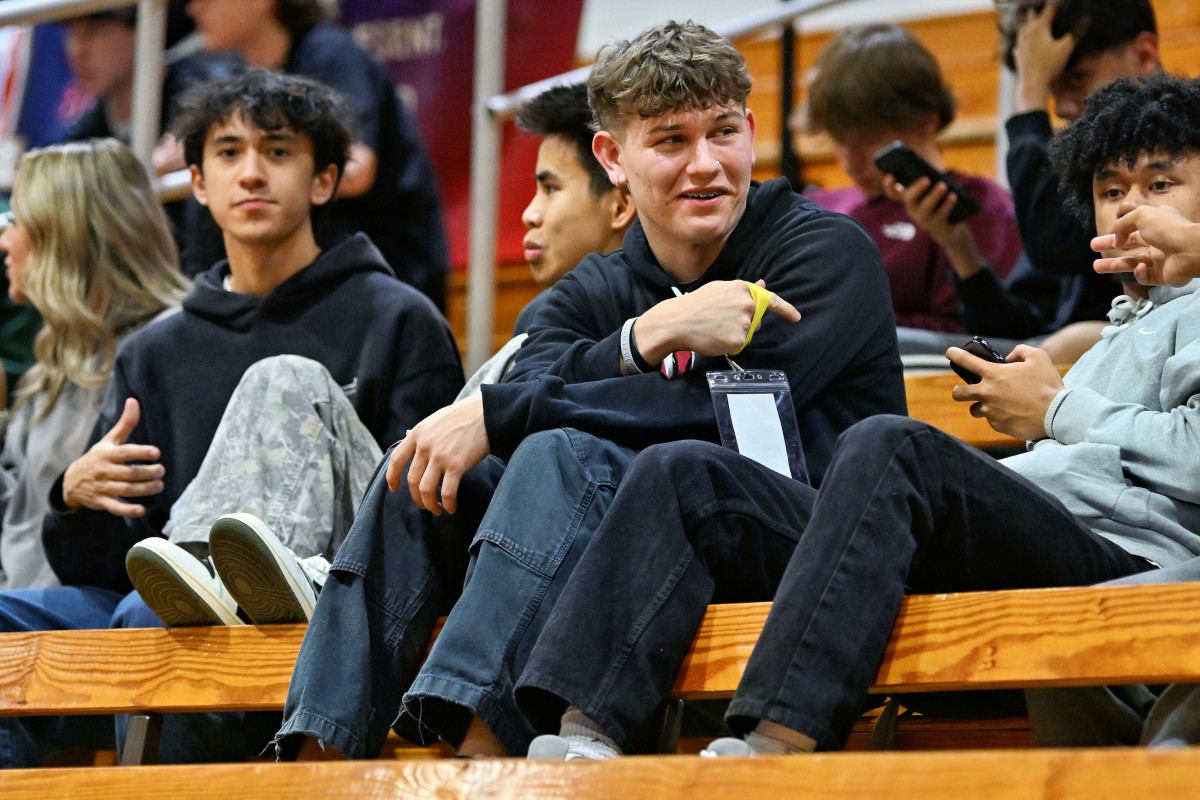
[{"xmin": 731, "ymin": 282, "xmax": 773, "ymax": 355}]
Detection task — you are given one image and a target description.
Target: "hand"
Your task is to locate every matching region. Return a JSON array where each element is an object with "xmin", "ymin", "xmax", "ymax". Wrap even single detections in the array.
[
  {"xmin": 62, "ymin": 398, "xmax": 164, "ymax": 518},
  {"xmin": 882, "ymin": 175, "xmax": 984, "ymax": 278},
  {"xmin": 385, "ymin": 393, "xmax": 490, "ymax": 515},
  {"xmin": 1091, "ymin": 205, "xmax": 1200, "ymax": 287},
  {"xmin": 633, "ymin": 279, "xmax": 801, "ymax": 363},
  {"xmin": 949, "ymin": 344, "xmax": 1064, "ymax": 441},
  {"xmin": 1012, "ymin": 1, "xmax": 1077, "ymax": 113}
]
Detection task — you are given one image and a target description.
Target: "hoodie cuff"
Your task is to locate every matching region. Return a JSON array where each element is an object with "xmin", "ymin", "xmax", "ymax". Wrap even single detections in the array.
[{"xmin": 1042, "ymin": 387, "xmax": 1072, "ymax": 441}]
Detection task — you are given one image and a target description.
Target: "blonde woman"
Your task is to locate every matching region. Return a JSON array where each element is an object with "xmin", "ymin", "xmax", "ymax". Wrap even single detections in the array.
[{"xmin": 0, "ymin": 138, "xmax": 189, "ymax": 590}]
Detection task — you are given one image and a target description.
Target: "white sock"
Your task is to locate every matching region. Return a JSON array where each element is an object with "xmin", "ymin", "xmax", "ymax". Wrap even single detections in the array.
[{"xmin": 559, "ymin": 706, "xmax": 621, "ymax": 760}]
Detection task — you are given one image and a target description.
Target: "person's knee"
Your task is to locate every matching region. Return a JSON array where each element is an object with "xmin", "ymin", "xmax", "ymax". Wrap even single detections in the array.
[
  {"xmin": 242, "ymin": 354, "xmax": 332, "ymax": 387},
  {"xmin": 836, "ymin": 414, "xmax": 925, "ymax": 453}
]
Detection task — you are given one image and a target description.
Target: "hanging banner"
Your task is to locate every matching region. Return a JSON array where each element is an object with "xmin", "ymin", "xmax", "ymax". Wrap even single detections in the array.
[{"xmin": 341, "ymin": 0, "xmax": 585, "ymax": 269}]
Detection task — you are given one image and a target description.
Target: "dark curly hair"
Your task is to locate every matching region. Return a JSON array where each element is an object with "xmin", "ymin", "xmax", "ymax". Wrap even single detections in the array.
[
  {"xmin": 997, "ymin": 0, "xmax": 1156, "ymax": 73},
  {"xmin": 173, "ymin": 69, "xmax": 351, "ymax": 179},
  {"xmin": 1048, "ymin": 74, "xmax": 1200, "ymax": 226},
  {"xmin": 515, "ymin": 84, "xmax": 609, "ymax": 198}
]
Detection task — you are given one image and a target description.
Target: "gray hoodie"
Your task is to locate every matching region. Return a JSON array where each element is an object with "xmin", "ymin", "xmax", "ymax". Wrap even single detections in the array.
[{"xmin": 1003, "ymin": 279, "xmax": 1200, "ymax": 567}]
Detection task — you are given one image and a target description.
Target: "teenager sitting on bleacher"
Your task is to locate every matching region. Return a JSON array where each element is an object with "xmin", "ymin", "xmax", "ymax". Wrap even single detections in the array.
[
  {"xmin": 272, "ymin": 20, "xmax": 905, "ymax": 761},
  {"xmin": 1026, "ymin": 196, "xmax": 1200, "ymax": 750},
  {"xmin": 515, "ymin": 73, "xmax": 1200, "ymax": 760},
  {"xmin": 801, "ymin": 23, "xmax": 1024, "ymax": 336},
  {"xmin": 0, "ymin": 70, "xmax": 461, "ymax": 769}
]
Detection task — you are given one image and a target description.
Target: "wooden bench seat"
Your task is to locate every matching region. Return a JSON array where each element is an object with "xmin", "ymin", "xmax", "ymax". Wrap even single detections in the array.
[
  {"xmin": 3, "ymin": 582, "xmax": 1197, "ymax": 756},
  {"xmin": 6, "ymin": 746, "xmax": 1200, "ymax": 799}
]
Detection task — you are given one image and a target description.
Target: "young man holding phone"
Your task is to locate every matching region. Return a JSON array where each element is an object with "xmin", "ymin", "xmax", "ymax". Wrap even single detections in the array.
[
  {"xmin": 515, "ymin": 73, "xmax": 1200, "ymax": 760},
  {"xmin": 801, "ymin": 23, "xmax": 1023, "ymax": 334}
]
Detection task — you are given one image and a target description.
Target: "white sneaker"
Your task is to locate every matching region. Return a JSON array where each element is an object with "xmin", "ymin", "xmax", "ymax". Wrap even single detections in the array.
[
  {"xmin": 126, "ymin": 538, "xmax": 244, "ymax": 626},
  {"xmin": 699, "ymin": 737, "xmax": 754, "ymax": 758},
  {"xmin": 209, "ymin": 512, "xmax": 319, "ymax": 625}
]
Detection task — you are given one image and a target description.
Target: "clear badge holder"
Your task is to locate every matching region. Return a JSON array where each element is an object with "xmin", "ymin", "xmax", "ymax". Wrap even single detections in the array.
[{"xmin": 707, "ymin": 366, "xmax": 808, "ymax": 483}]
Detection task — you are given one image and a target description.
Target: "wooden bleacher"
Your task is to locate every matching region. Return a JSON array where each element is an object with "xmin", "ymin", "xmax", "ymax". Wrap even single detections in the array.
[
  {"xmin": 7, "ymin": 747, "xmax": 1200, "ymax": 800},
  {"xmin": 2, "ymin": 583, "xmax": 1198, "ymax": 740}
]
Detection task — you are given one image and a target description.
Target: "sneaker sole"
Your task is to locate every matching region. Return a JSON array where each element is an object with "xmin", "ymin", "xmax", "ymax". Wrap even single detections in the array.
[
  {"xmin": 126, "ymin": 547, "xmax": 243, "ymax": 627},
  {"xmin": 210, "ymin": 513, "xmax": 314, "ymax": 625}
]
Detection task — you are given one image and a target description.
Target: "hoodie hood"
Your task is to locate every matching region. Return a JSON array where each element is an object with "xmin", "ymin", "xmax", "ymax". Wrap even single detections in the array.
[{"xmin": 183, "ymin": 233, "xmax": 395, "ymax": 331}]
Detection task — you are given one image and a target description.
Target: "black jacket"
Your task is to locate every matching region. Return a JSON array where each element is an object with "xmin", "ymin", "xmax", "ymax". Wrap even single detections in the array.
[
  {"xmin": 1006, "ymin": 110, "xmax": 1117, "ymax": 327},
  {"xmin": 44, "ymin": 234, "xmax": 463, "ymax": 592},
  {"xmin": 481, "ymin": 179, "xmax": 907, "ymax": 486}
]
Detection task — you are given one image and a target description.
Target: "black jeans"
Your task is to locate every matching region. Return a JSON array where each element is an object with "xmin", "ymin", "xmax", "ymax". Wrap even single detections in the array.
[{"xmin": 516, "ymin": 416, "xmax": 1154, "ymax": 751}]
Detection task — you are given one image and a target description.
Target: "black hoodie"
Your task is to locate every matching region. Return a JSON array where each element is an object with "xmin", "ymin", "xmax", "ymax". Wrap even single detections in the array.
[
  {"xmin": 482, "ymin": 179, "xmax": 907, "ymax": 486},
  {"xmin": 44, "ymin": 234, "xmax": 463, "ymax": 592}
]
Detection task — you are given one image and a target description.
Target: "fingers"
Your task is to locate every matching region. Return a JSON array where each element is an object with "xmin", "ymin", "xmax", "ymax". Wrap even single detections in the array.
[
  {"xmin": 1090, "ymin": 233, "xmax": 1118, "ymax": 254},
  {"xmin": 765, "ymin": 290, "xmax": 801, "ymax": 322},
  {"xmin": 97, "ymin": 497, "xmax": 148, "ymax": 519},
  {"xmin": 386, "ymin": 433, "xmax": 415, "ymax": 492},
  {"xmin": 1092, "ymin": 254, "xmax": 1143, "ymax": 275},
  {"xmin": 438, "ymin": 471, "xmax": 461, "ymax": 516},
  {"xmin": 946, "ymin": 346, "xmax": 997, "ymax": 379},
  {"xmin": 105, "ymin": 397, "xmax": 142, "ymax": 445}
]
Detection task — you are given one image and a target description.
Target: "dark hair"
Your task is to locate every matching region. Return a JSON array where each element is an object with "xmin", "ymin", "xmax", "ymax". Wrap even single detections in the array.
[
  {"xmin": 998, "ymin": 0, "xmax": 1157, "ymax": 73},
  {"xmin": 78, "ymin": 7, "xmax": 137, "ymax": 26},
  {"xmin": 1049, "ymin": 74, "xmax": 1200, "ymax": 226},
  {"xmin": 805, "ymin": 23, "xmax": 956, "ymax": 140},
  {"xmin": 274, "ymin": 0, "xmax": 329, "ymax": 39},
  {"xmin": 515, "ymin": 84, "xmax": 609, "ymax": 198},
  {"xmin": 173, "ymin": 69, "xmax": 350, "ymax": 178},
  {"xmin": 588, "ymin": 20, "xmax": 751, "ymax": 134}
]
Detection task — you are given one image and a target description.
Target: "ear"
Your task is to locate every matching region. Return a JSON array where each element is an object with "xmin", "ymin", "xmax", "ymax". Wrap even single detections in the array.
[
  {"xmin": 592, "ymin": 130, "xmax": 626, "ymax": 189},
  {"xmin": 745, "ymin": 107, "xmax": 758, "ymax": 167},
  {"xmin": 1131, "ymin": 31, "xmax": 1161, "ymax": 76},
  {"xmin": 608, "ymin": 186, "xmax": 637, "ymax": 233},
  {"xmin": 310, "ymin": 163, "xmax": 338, "ymax": 207},
  {"xmin": 190, "ymin": 164, "xmax": 208, "ymax": 207}
]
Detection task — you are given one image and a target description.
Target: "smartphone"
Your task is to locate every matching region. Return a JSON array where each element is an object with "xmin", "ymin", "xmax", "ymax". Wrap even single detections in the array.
[
  {"xmin": 950, "ymin": 336, "xmax": 1008, "ymax": 384},
  {"xmin": 872, "ymin": 140, "xmax": 982, "ymax": 224}
]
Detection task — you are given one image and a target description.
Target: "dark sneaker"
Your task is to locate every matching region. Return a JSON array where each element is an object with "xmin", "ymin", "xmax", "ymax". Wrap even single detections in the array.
[
  {"xmin": 209, "ymin": 513, "xmax": 319, "ymax": 625},
  {"xmin": 126, "ymin": 538, "xmax": 243, "ymax": 626}
]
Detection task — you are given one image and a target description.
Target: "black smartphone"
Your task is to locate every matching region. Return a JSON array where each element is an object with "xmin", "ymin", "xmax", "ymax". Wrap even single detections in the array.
[
  {"xmin": 950, "ymin": 336, "xmax": 1008, "ymax": 384},
  {"xmin": 872, "ymin": 140, "xmax": 982, "ymax": 224}
]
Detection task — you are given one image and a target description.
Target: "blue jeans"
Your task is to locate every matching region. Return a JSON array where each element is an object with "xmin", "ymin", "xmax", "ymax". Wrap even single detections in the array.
[
  {"xmin": 515, "ymin": 416, "xmax": 1155, "ymax": 752},
  {"xmin": 0, "ymin": 586, "xmax": 123, "ymax": 768},
  {"xmin": 274, "ymin": 428, "xmax": 634, "ymax": 757}
]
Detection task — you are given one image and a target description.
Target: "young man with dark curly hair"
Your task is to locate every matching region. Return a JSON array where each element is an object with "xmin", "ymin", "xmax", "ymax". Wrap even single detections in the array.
[
  {"xmin": 513, "ymin": 72, "xmax": 1200, "ymax": 760},
  {"xmin": 998, "ymin": 0, "xmax": 1163, "ymax": 330},
  {"xmin": 272, "ymin": 20, "xmax": 906, "ymax": 761}
]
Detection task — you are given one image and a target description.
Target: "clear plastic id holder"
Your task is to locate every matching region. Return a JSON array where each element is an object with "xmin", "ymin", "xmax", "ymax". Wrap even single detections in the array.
[{"xmin": 707, "ymin": 369, "xmax": 808, "ymax": 483}]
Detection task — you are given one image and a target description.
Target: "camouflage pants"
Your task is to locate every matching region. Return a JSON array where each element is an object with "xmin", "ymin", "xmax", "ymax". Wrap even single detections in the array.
[{"xmin": 163, "ymin": 355, "xmax": 383, "ymax": 561}]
